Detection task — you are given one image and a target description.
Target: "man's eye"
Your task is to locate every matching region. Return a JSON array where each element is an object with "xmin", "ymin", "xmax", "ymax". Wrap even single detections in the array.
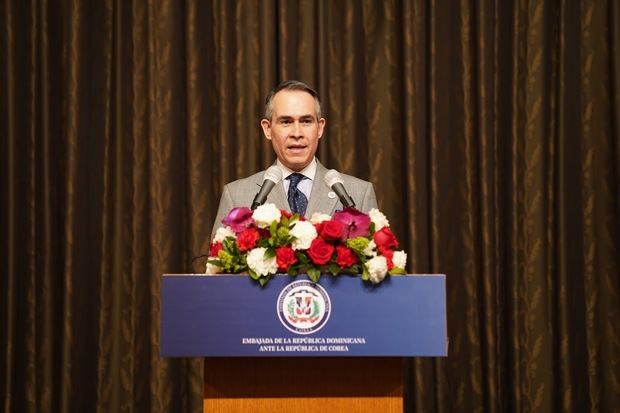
[{"xmin": 281, "ymin": 120, "xmax": 292, "ymax": 125}]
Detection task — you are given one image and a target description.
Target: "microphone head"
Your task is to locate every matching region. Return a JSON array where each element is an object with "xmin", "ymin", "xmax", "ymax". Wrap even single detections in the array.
[
  {"xmin": 324, "ymin": 169, "xmax": 344, "ymax": 187},
  {"xmin": 264, "ymin": 165, "xmax": 283, "ymax": 184}
]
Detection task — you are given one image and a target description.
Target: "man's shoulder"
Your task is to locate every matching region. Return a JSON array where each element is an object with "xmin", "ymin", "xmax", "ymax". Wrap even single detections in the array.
[
  {"xmin": 224, "ymin": 171, "xmax": 264, "ymax": 191},
  {"xmin": 315, "ymin": 160, "xmax": 372, "ymax": 188},
  {"xmin": 337, "ymin": 172, "xmax": 373, "ymax": 190}
]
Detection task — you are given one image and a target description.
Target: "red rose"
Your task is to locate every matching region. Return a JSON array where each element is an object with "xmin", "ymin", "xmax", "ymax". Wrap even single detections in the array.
[
  {"xmin": 380, "ymin": 247, "xmax": 395, "ymax": 270},
  {"xmin": 308, "ymin": 238, "xmax": 335, "ymax": 265},
  {"xmin": 237, "ymin": 228, "xmax": 260, "ymax": 252},
  {"xmin": 276, "ymin": 246, "xmax": 297, "ymax": 271},
  {"xmin": 373, "ymin": 227, "xmax": 399, "ymax": 250},
  {"xmin": 335, "ymin": 245, "xmax": 358, "ymax": 268},
  {"xmin": 319, "ymin": 220, "xmax": 345, "ymax": 242},
  {"xmin": 280, "ymin": 209, "xmax": 293, "ymax": 219},
  {"xmin": 314, "ymin": 222, "xmax": 325, "ymax": 235},
  {"xmin": 209, "ymin": 242, "xmax": 223, "ymax": 257}
]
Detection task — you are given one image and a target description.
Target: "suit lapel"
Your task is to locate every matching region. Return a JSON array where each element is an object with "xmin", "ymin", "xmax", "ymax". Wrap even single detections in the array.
[
  {"xmin": 306, "ymin": 161, "xmax": 339, "ymax": 217},
  {"xmin": 254, "ymin": 160, "xmax": 338, "ymax": 216},
  {"xmin": 267, "ymin": 181, "xmax": 289, "ymax": 210},
  {"xmin": 254, "ymin": 172, "xmax": 289, "ymax": 211}
]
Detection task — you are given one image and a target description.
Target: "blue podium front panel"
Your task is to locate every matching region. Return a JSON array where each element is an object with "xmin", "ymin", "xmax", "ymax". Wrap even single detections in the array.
[{"xmin": 161, "ymin": 274, "xmax": 447, "ymax": 357}]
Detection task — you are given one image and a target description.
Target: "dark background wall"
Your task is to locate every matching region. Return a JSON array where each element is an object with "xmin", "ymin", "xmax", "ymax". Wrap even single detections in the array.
[{"xmin": 1, "ymin": 1, "xmax": 619, "ymax": 412}]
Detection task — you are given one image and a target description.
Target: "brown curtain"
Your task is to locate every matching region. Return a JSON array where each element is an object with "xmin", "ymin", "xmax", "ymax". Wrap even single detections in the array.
[{"xmin": 1, "ymin": 0, "xmax": 619, "ymax": 412}]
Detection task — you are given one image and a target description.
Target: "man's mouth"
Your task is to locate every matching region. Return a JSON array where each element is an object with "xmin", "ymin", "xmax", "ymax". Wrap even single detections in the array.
[{"xmin": 287, "ymin": 144, "xmax": 307, "ymax": 152}]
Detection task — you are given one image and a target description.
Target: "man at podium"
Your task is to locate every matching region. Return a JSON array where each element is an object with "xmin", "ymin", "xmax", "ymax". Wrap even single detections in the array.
[{"xmin": 212, "ymin": 80, "xmax": 378, "ymax": 236}]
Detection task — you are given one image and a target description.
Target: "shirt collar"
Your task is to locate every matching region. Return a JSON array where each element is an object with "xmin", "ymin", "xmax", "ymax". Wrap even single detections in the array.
[{"xmin": 276, "ymin": 158, "xmax": 317, "ymax": 181}]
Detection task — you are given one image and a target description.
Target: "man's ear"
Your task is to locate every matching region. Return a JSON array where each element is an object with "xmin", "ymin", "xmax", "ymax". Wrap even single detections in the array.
[
  {"xmin": 317, "ymin": 118, "xmax": 326, "ymax": 139},
  {"xmin": 260, "ymin": 119, "xmax": 272, "ymax": 140}
]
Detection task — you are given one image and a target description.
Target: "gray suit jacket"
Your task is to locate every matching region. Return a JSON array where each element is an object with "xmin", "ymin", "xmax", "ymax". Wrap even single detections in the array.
[{"xmin": 211, "ymin": 161, "xmax": 378, "ymax": 239}]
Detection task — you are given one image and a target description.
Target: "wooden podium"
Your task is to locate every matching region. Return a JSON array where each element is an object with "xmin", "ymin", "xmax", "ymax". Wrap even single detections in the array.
[
  {"xmin": 161, "ymin": 274, "xmax": 447, "ymax": 413},
  {"xmin": 204, "ymin": 357, "xmax": 403, "ymax": 412}
]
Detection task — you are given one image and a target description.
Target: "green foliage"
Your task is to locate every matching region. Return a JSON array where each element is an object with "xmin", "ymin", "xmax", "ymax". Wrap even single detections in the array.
[
  {"xmin": 307, "ymin": 267, "xmax": 321, "ymax": 282},
  {"xmin": 361, "ymin": 265, "xmax": 370, "ymax": 281},
  {"xmin": 248, "ymin": 269, "xmax": 259, "ymax": 280},
  {"xmin": 346, "ymin": 236, "xmax": 370, "ymax": 254},
  {"xmin": 327, "ymin": 264, "xmax": 340, "ymax": 276}
]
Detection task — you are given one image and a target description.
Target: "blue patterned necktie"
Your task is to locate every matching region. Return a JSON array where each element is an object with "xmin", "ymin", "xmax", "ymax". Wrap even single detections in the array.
[{"xmin": 287, "ymin": 173, "xmax": 308, "ymax": 216}]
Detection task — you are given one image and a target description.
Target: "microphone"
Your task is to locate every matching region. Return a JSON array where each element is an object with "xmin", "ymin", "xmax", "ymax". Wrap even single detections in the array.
[
  {"xmin": 251, "ymin": 166, "xmax": 283, "ymax": 210},
  {"xmin": 324, "ymin": 169, "xmax": 356, "ymax": 208}
]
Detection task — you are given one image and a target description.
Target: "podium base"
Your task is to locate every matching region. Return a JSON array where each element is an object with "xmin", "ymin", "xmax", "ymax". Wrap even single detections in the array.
[{"xmin": 204, "ymin": 357, "xmax": 403, "ymax": 413}]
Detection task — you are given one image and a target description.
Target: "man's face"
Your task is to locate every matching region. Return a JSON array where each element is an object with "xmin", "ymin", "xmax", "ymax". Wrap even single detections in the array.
[{"xmin": 261, "ymin": 90, "xmax": 326, "ymax": 172}]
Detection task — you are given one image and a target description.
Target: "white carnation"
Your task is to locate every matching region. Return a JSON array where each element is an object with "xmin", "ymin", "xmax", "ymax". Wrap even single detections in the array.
[
  {"xmin": 366, "ymin": 256, "xmax": 388, "ymax": 284},
  {"xmin": 213, "ymin": 226, "xmax": 236, "ymax": 243},
  {"xmin": 252, "ymin": 203, "xmax": 282, "ymax": 228},
  {"xmin": 392, "ymin": 250, "xmax": 407, "ymax": 269},
  {"xmin": 369, "ymin": 208, "xmax": 390, "ymax": 231},
  {"xmin": 205, "ymin": 262, "xmax": 222, "ymax": 274},
  {"xmin": 363, "ymin": 240, "xmax": 377, "ymax": 257},
  {"xmin": 289, "ymin": 220, "xmax": 318, "ymax": 250},
  {"xmin": 246, "ymin": 247, "xmax": 278, "ymax": 277},
  {"xmin": 310, "ymin": 213, "xmax": 332, "ymax": 224}
]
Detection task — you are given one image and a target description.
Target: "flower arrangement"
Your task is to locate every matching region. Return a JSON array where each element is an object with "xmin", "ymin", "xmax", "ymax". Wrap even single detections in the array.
[{"xmin": 206, "ymin": 203, "xmax": 407, "ymax": 286}]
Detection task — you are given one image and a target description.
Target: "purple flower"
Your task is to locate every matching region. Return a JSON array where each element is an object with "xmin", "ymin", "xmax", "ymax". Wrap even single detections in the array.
[
  {"xmin": 332, "ymin": 208, "xmax": 371, "ymax": 239},
  {"xmin": 222, "ymin": 207, "xmax": 255, "ymax": 233}
]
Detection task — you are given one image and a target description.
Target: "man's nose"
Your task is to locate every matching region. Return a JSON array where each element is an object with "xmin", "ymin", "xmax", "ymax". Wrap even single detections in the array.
[{"xmin": 291, "ymin": 121, "xmax": 302, "ymax": 137}]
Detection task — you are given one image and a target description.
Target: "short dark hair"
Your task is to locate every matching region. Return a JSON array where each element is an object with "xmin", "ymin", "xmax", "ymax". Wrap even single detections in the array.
[{"xmin": 263, "ymin": 80, "xmax": 322, "ymax": 120}]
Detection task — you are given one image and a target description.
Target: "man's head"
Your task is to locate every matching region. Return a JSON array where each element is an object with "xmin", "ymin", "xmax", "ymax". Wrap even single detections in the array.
[{"xmin": 261, "ymin": 81, "xmax": 326, "ymax": 172}]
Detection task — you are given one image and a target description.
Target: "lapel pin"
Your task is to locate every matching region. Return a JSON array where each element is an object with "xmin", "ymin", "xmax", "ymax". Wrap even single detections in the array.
[{"xmin": 328, "ymin": 191, "xmax": 337, "ymax": 199}]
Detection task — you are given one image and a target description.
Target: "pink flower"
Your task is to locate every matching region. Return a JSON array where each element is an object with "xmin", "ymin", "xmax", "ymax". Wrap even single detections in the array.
[
  {"xmin": 333, "ymin": 208, "xmax": 371, "ymax": 239},
  {"xmin": 222, "ymin": 207, "xmax": 254, "ymax": 233}
]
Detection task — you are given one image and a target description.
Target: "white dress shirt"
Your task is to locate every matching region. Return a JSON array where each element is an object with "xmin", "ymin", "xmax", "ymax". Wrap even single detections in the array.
[{"xmin": 276, "ymin": 157, "xmax": 316, "ymax": 200}]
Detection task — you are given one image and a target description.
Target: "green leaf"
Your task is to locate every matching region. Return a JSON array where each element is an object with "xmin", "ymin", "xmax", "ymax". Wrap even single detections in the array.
[
  {"xmin": 348, "ymin": 264, "xmax": 361, "ymax": 273},
  {"xmin": 297, "ymin": 252, "xmax": 309, "ymax": 264},
  {"xmin": 248, "ymin": 269, "xmax": 260, "ymax": 280},
  {"xmin": 307, "ymin": 267, "xmax": 321, "ymax": 282},
  {"xmin": 389, "ymin": 267, "xmax": 406, "ymax": 275},
  {"xmin": 327, "ymin": 264, "xmax": 340, "ymax": 276},
  {"xmin": 361, "ymin": 266, "xmax": 370, "ymax": 281},
  {"xmin": 264, "ymin": 248, "xmax": 276, "ymax": 259},
  {"xmin": 233, "ymin": 263, "xmax": 248, "ymax": 273},
  {"xmin": 258, "ymin": 277, "xmax": 268, "ymax": 286},
  {"xmin": 269, "ymin": 221, "xmax": 278, "ymax": 237}
]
